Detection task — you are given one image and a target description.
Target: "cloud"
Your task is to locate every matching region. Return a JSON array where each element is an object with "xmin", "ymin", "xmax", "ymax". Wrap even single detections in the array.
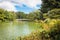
[
  {"xmin": 0, "ymin": 1, "xmax": 17, "ymax": 12},
  {"xmin": 0, "ymin": 0, "xmax": 42, "ymax": 12},
  {"xmin": 11, "ymin": 0, "xmax": 42, "ymax": 8},
  {"xmin": 23, "ymin": 0, "xmax": 42, "ymax": 8}
]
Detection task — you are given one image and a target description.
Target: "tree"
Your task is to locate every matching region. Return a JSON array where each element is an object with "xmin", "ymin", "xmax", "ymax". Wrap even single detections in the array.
[
  {"xmin": 27, "ymin": 12, "xmax": 35, "ymax": 20},
  {"xmin": 16, "ymin": 12, "xmax": 27, "ymax": 19},
  {"xmin": 27, "ymin": 10, "xmax": 43, "ymax": 20},
  {"xmin": 0, "ymin": 8, "xmax": 16, "ymax": 22},
  {"xmin": 41, "ymin": 0, "xmax": 60, "ymax": 13},
  {"xmin": 34, "ymin": 10, "xmax": 43, "ymax": 20},
  {"xmin": 48, "ymin": 9, "xmax": 60, "ymax": 19}
]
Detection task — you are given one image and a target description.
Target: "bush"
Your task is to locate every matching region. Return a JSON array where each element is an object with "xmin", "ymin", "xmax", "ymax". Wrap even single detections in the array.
[
  {"xmin": 45, "ymin": 19, "xmax": 60, "ymax": 40},
  {"xmin": 16, "ymin": 19, "xmax": 60, "ymax": 40}
]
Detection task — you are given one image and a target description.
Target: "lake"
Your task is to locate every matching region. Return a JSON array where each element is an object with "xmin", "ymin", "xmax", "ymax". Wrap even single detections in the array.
[{"xmin": 0, "ymin": 21, "xmax": 42, "ymax": 40}]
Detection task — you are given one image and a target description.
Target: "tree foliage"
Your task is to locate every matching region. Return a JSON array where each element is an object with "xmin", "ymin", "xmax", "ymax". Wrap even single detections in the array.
[
  {"xmin": 0, "ymin": 8, "xmax": 16, "ymax": 22},
  {"xmin": 26, "ymin": 10, "xmax": 43, "ymax": 20},
  {"xmin": 48, "ymin": 9, "xmax": 60, "ymax": 19},
  {"xmin": 16, "ymin": 12, "xmax": 27, "ymax": 19},
  {"xmin": 16, "ymin": 10, "xmax": 43, "ymax": 20},
  {"xmin": 41, "ymin": 0, "xmax": 60, "ymax": 13}
]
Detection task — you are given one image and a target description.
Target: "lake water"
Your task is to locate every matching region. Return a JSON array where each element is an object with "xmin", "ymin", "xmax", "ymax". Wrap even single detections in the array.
[{"xmin": 0, "ymin": 21, "xmax": 42, "ymax": 40}]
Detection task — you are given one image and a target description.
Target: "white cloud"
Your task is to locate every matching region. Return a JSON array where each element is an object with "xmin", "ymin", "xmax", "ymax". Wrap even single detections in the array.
[
  {"xmin": 0, "ymin": 1, "xmax": 17, "ymax": 12},
  {"xmin": 22, "ymin": 0, "xmax": 42, "ymax": 8},
  {"xmin": 0, "ymin": 0, "xmax": 42, "ymax": 11},
  {"xmin": 11, "ymin": 0, "xmax": 42, "ymax": 8}
]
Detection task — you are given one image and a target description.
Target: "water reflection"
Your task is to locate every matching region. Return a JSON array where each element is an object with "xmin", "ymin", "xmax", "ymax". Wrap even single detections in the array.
[{"xmin": 0, "ymin": 21, "xmax": 41, "ymax": 40}]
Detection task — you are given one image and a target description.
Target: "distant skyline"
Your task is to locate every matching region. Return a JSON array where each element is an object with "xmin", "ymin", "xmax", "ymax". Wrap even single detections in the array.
[{"xmin": 0, "ymin": 0, "xmax": 42, "ymax": 13}]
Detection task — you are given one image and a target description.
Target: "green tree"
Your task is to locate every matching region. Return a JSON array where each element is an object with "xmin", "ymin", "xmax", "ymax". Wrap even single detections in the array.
[
  {"xmin": 41, "ymin": 0, "xmax": 60, "ymax": 13},
  {"xmin": 48, "ymin": 9, "xmax": 60, "ymax": 19},
  {"xmin": 26, "ymin": 12, "xmax": 35, "ymax": 20},
  {"xmin": 0, "ymin": 8, "xmax": 16, "ymax": 22},
  {"xmin": 27, "ymin": 10, "xmax": 43, "ymax": 20},
  {"xmin": 16, "ymin": 12, "xmax": 27, "ymax": 19},
  {"xmin": 33, "ymin": 10, "xmax": 43, "ymax": 20}
]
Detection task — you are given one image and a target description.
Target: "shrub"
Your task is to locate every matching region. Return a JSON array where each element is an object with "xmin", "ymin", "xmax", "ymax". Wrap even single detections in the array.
[{"xmin": 17, "ymin": 19, "xmax": 60, "ymax": 40}]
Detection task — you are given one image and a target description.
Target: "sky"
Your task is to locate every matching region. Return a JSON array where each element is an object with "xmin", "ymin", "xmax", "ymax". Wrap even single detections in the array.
[{"xmin": 0, "ymin": 0, "xmax": 42, "ymax": 13}]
